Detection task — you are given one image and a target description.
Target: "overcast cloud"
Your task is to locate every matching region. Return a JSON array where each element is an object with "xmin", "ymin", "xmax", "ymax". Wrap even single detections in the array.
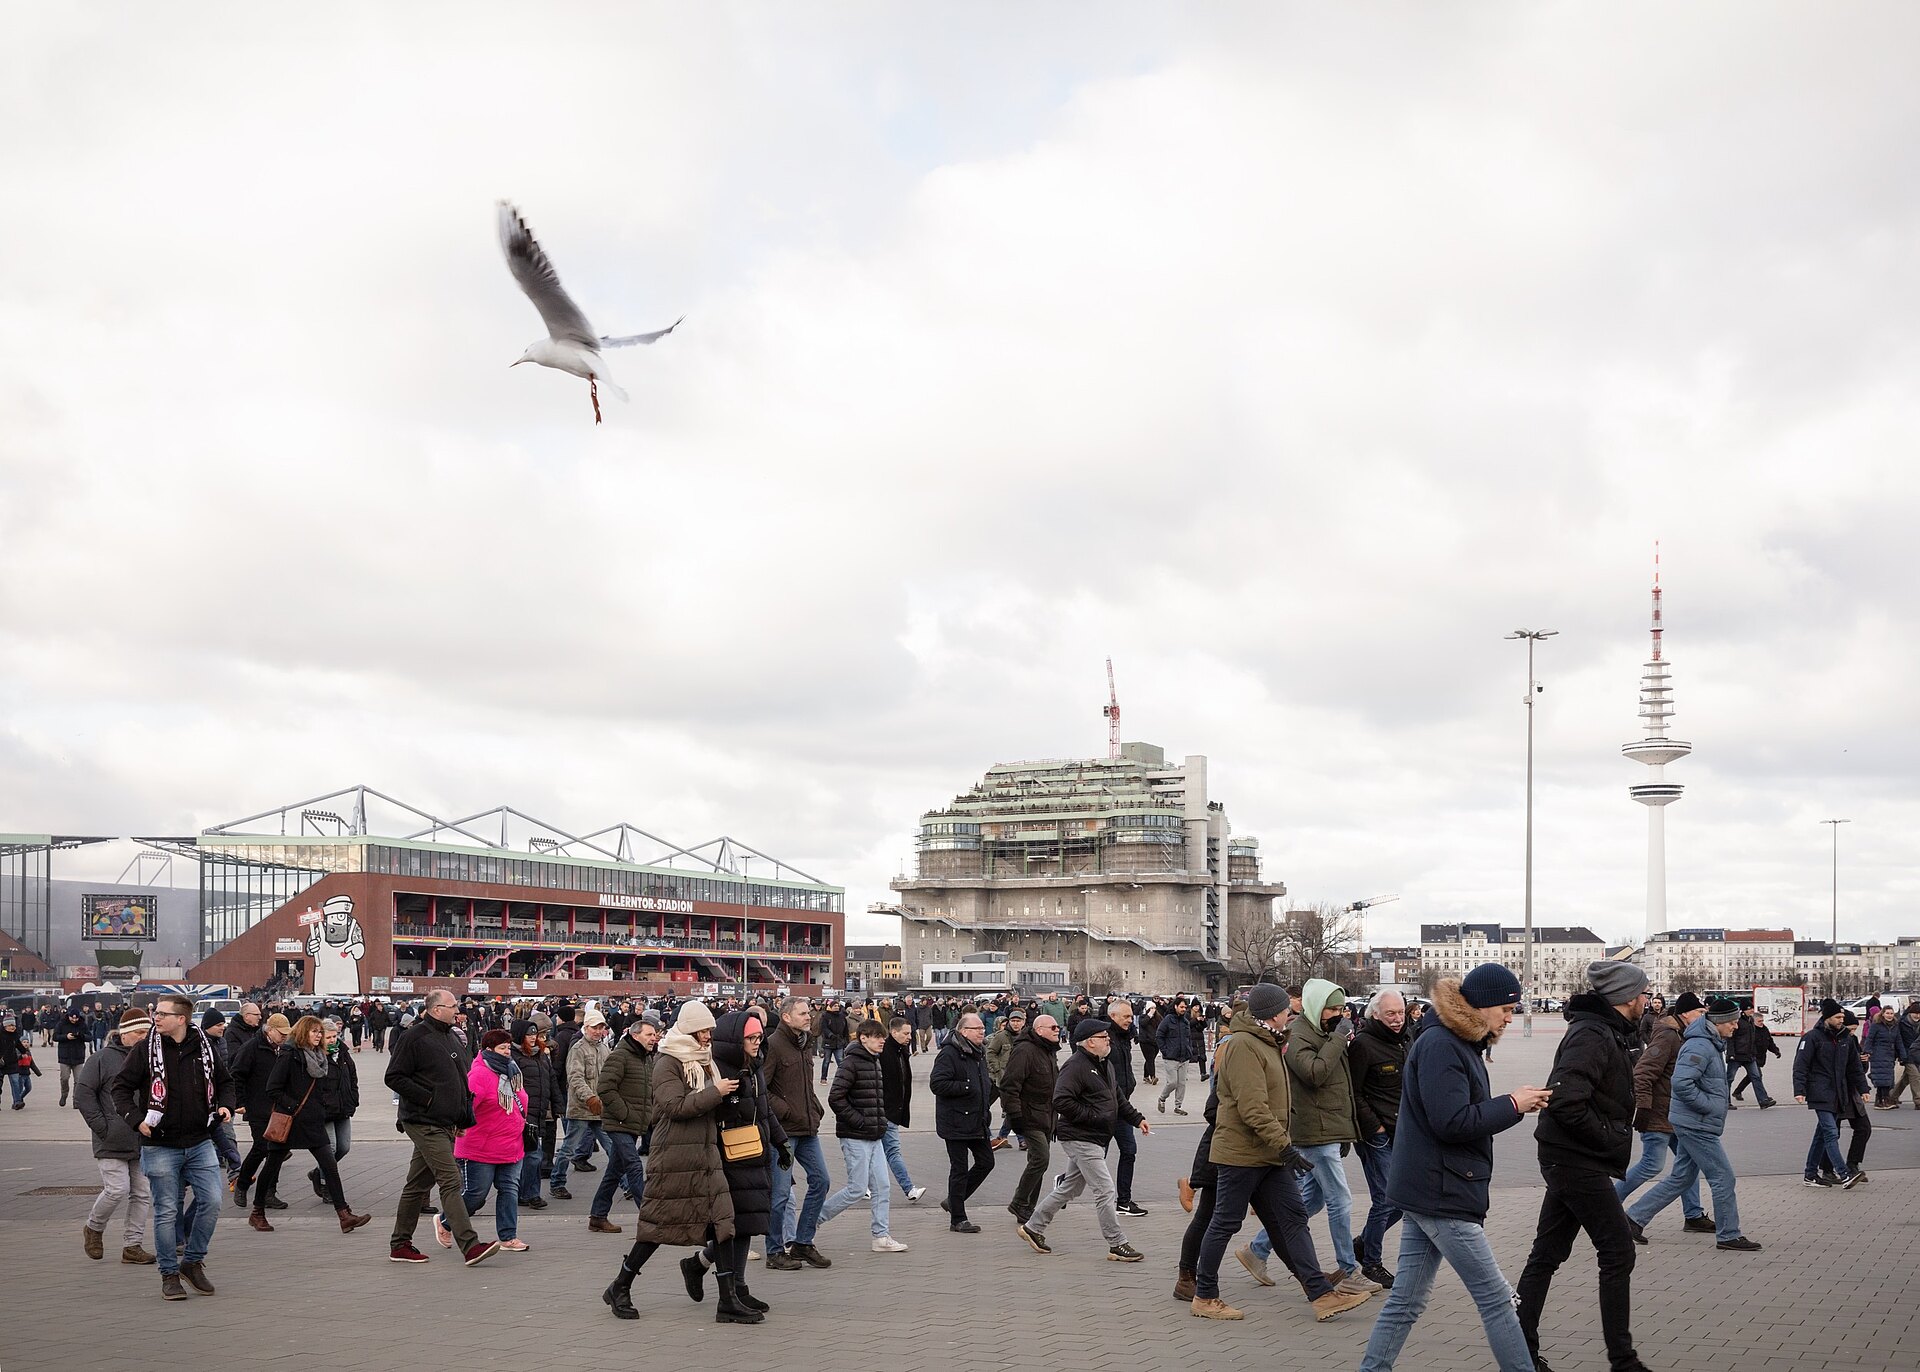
[{"xmin": 3, "ymin": 2, "xmax": 1916, "ymax": 952}]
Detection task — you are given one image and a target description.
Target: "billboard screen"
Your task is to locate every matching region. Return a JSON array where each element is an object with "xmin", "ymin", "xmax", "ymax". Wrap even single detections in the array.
[{"xmin": 83, "ymin": 894, "xmax": 158, "ymax": 941}]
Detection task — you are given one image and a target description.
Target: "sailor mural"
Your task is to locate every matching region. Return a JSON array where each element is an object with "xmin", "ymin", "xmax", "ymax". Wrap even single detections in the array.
[{"xmin": 305, "ymin": 894, "xmax": 366, "ymax": 996}]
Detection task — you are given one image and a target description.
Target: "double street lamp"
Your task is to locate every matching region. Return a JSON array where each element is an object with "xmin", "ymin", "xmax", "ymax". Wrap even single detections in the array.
[{"xmin": 1507, "ymin": 628, "xmax": 1558, "ymax": 1038}]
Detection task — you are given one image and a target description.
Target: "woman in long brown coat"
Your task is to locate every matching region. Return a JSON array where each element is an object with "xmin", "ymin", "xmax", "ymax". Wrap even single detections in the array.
[{"xmin": 603, "ymin": 1001, "xmax": 748, "ymax": 1324}]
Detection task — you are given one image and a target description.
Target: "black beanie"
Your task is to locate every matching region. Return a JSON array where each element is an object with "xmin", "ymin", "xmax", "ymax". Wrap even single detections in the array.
[
  {"xmin": 200, "ymin": 1008, "xmax": 226, "ymax": 1030},
  {"xmin": 1670, "ymin": 992, "xmax": 1704, "ymax": 1015}
]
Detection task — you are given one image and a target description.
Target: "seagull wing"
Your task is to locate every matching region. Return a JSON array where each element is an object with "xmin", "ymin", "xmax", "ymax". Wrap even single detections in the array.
[
  {"xmin": 498, "ymin": 201, "xmax": 598, "ymax": 348},
  {"xmin": 600, "ymin": 316, "xmax": 684, "ymax": 348}
]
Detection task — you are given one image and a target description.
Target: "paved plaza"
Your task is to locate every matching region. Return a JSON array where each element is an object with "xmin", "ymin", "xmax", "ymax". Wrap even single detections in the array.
[{"xmin": 3, "ymin": 1026, "xmax": 1917, "ymax": 1372}]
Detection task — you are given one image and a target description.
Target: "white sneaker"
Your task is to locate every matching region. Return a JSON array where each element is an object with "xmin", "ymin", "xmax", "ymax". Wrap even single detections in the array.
[
  {"xmin": 872, "ymin": 1235, "xmax": 909, "ymax": 1253},
  {"xmin": 747, "ymin": 1246, "xmax": 761, "ymax": 1261},
  {"xmin": 908, "ymin": 1186, "xmax": 927, "ymax": 1203}
]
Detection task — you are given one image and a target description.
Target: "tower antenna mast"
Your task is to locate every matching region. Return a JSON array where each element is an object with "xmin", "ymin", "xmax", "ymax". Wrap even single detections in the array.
[{"xmin": 1103, "ymin": 658, "xmax": 1121, "ymax": 760}]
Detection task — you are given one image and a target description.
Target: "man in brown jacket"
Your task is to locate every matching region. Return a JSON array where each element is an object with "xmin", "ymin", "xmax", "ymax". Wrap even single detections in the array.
[
  {"xmin": 1613, "ymin": 991, "xmax": 1708, "ymax": 1230},
  {"xmin": 1189, "ymin": 985, "xmax": 1368, "ymax": 1322},
  {"xmin": 762, "ymin": 997, "xmax": 832, "ymax": 1270}
]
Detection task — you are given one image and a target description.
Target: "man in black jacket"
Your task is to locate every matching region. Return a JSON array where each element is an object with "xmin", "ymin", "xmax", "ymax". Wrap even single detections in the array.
[
  {"xmin": 1103, "ymin": 1000, "xmax": 1148, "ymax": 1217},
  {"xmin": 385, "ymin": 989, "xmax": 497, "ymax": 1267},
  {"xmin": 110, "ymin": 993, "xmax": 236, "ymax": 1300},
  {"xmin": 1730, "ymin": 1009, "xmax": 1780, "ymax": 1106},
  {"xmin": 229, "ymin": 1013, "xmax": 291, "ymax": 1217},
  {"xmin": 878, "ymin": 1016, "xmax": 926, "ymax": 1203},
  {"xmin": 54, "ymin": 1005, "xmax": 89, "ymax": 1107},
  {"xmin": 998, "ymin": 1015, "xmax": 1061, "ymax": 1224},
  {"xmin": 1794, "ymin": 998, "xmax": 1868, "ymax": 1187},
  {"xmin": 817, "ymin": 1020, "xmax": 905, "ymax": 1249},
  {"xmin": 929, "ymin": 1011, "xmax": 996, "ymax": 1232},
  {"xmin": 1515, "ymin": 961, "xmax": 1651, "ymax": 1372},
  {"xmin": 1016, "ymin": 1019, "xmax": 1149, "ymax": 1263},
  {"xmin": 1348, "ymin": 991, "xmax": 1409, "ymax": 1287}
]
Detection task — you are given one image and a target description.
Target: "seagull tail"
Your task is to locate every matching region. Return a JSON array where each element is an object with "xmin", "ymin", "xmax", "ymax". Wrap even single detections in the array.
[{"xmin": 595, "ymin": 375, "xmax": 629, "ymax": 404}]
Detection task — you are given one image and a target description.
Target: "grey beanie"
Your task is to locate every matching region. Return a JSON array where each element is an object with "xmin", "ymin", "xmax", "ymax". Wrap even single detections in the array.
[
  {"xmin": 1587, "ymin": 960, "xmax": 1651, "ymax": 1004},
  {"xmin": 641, "ymin": 1010, "xmax": 664, "ymax": 1031},
  {"xmin": 1247, "ymin": 983, "xmax": 1289, "ymax": 1022},
  {"xmin": 1706, "ymin": 997, "xmax": 1742, "ymax": 1025}
]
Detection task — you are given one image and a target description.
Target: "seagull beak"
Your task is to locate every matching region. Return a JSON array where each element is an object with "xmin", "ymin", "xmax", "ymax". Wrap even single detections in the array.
[{"xmin": 510, "ymin": 359, "xmax": 524, "ymax": 367}]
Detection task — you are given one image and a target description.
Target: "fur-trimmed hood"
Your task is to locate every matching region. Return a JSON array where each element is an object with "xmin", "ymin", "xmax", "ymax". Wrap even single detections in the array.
[{"xmin": 1432, "ymin": 978, "xmax": 1489, "ymax": 1045}]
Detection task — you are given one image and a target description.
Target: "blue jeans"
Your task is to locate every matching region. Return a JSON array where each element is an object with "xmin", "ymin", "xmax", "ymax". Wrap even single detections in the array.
[
  {"xmin": 553, "ymin": 1118, "xmax": 607, "ymax": 1189},
  {"xmin": 1108, "ymin": 1119, "xmax": 1138, "ymax": 1204},
  {"xmin": 1804, "ymin": 1110, "xmax": 1848, "ymax": 1180},
  {"xmin": 460, "ymin": 1160, "xmax": 520, "ymax": 1241},
  {"xmin": 142, "ymin": 1139, "xmax": 221, "ymax": 1277},
  {"xmin": 9, "ymin": 1072, "xmax": 29, "ymax": 1106},
  {"xmin": 1359, "ymin": 1209, "xmax": 1537, "ymax": 1372},
  {"xmin": 1628, "ymin": 1126, "xmax": 1741, "ymax": 1241},
  {"xmin": 1614, "ymin": 1131, "xmax": 1702, "ymax": 1217},
  {"xmin": 1196, "ymin": 1162, "xmax": 1330, "ymax": 1301},
  {"xmin": 1732, "ymin": 1058, "xmax": 1773, "ymax": 1104},
  {"xmin": 518, "ymin": 1140, "xmax": 544, "ymax": 1203},
  {"xmin": 818, "ymin": 1045, "xmax": 845, "ymax": 1082},
  {"xmin": 882, "ymin": 1122, "xmax": 914, "ymax": 1193},
  {"xmin": 1358, "ymin": 1131, "xmax": 1403, "ymax": 1267},
  {"xmin": 818, "ymin": 1137, "xmax": 890, "ymax": 1237},
  {"xmin": 211, "ymin": 1118, "xmax": 244, "ymax": 1172},
  {"xmin": 770, "ymin": 1134, "xmax": 830, "ymax": 1249},
  {"xmin": 592, "ymin": 1131, "xmax": 647, "ymax": 1220},
  {"xmin": 1252, "ymin": 1142, "xmax": 1356, "ymax": 1271}
]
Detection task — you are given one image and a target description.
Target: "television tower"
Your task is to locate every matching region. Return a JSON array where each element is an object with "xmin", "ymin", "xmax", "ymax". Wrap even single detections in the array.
[{"xmin": 1622, "ymin": 544, "xmax": 1689, "ymax": 941}]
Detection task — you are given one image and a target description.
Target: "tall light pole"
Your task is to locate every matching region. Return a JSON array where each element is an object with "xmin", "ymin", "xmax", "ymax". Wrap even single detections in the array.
[
  {"xmin": 1821, "ymin": 819, "xmax": 1848, "ymax": 1000},
  {"xmin": 1508, "ymin": 628, "xmax": 1558, "ymax": 1037}
]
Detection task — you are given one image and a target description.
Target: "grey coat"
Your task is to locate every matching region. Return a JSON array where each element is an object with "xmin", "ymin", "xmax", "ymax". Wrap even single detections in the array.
[{"xmin": 74, "ymin": 1041, "xmax": 143, "ymax": 1160}]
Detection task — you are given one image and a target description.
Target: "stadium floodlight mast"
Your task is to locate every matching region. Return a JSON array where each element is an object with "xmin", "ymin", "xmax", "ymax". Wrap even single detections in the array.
[
  {"xmin": 1506, "ymin": 629, "xmax": 1558, "ymax": 1038},
  {"xmin": 1821, "ymin": 819, "xmax": 1849, "ymax": 1000}
]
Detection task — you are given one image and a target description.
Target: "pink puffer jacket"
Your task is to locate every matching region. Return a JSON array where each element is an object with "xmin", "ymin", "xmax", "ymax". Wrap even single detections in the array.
[{"xmin": 453, "ymin": 1053, "xmax": 528, "ymax": 1164}]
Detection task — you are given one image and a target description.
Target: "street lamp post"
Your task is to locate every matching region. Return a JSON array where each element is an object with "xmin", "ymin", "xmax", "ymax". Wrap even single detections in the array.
[
  {"xmin": 1507, "ymin": 629, "xmax": 1558, "ymax": 1038},
  {"xmin": 1821, "ymin": 819, "xmax": 1848, "ymax": 1000}
]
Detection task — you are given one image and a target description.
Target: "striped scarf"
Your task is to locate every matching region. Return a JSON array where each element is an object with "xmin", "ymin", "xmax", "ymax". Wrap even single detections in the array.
[{"xmin": 148, "ymin": 1027, "xmax": 216, "ymax": 1121}]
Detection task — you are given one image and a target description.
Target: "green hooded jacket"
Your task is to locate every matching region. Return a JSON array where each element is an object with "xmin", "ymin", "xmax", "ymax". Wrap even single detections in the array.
[{"xmin": 1286, "ymin": 978, "xmax": 1359, "ymax": 1146}]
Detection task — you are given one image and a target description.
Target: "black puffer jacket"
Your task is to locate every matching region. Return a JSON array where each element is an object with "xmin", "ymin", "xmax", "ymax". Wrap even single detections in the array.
[
  {"xmin": 998, "ymin": 1025, "xmax": 1061, "ymax": 1136},
  {"xmin": 880, "ymin": 1035, "xmax": 913, "ymax": 1127},
  {"xmin": 1052, "ymin": 1046, "xmax": 1143, "ymax": 1145},
  {"xmin": 711, "ymin": 1011, "xmax": 789, "ymax": 1237},
  {"xmin": 512, "ymin": 1045, "xmax": 556, "ymax": 1124},
  {"xmin": 1535, "ymin": 993, "xmax": 1637, "ymax": 1176},
  {"xmin": 1106, "ymin": 1016, "xmax": 1138, "ymax": 1098},
  {"xmin": 317, "ymin": 1045, "xmax": 361, "ymax": 1120},
  {"xmin": 828, "ymin": 1040, "xmax": 887, "ymax": 1140},
  {"xmin": 596, "ymin": 1032, "xmax": 654, "ymax": 1137},
  {"xmin": 1349, "ymin": 1016, "xmax": 1410, "ymax": 1139},
  {"xmin": 929, "ymin": 1032, "xmax": 993, "ymax": 1140}
]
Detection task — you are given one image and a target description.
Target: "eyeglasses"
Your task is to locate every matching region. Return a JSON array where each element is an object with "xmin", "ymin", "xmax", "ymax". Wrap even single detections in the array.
[{"xmin": 153, "ymin": 1010, "xmax": 184, "ymax": 1020}]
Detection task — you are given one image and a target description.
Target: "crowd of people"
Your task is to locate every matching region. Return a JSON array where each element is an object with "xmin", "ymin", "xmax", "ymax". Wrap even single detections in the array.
[{"xmin": 18, "ymin": 972, "xmax": 1920, "ymax": 1365}]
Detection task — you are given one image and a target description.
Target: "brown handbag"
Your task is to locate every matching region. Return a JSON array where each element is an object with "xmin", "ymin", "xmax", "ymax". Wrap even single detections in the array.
[
  {"xmin": 719, "ymin": 1123, "xmax": 764, "ymax": 1162},
  {"xmin": 263, "ymin": 1082, "xmax": 314, "ymax": 1145}
]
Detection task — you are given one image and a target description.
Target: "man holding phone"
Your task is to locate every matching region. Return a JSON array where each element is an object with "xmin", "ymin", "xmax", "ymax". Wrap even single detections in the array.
[
  {"xmin": 1357, "ymin": 963, "xmax": 1549, "ymax": 1372},
  {"xmin": 1515, "ymin": 960, "xmax": 1653, "ymax": 1372}
]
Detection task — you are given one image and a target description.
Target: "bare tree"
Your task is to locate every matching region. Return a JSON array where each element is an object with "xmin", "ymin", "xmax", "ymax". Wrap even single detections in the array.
[
  {"xmin": 1227, "ymin": 912, "xmax": 1287, "ymax": 985},
  {"xmin": 1416, "ymin": 965, "xmax": 1444, "ymax": 997},
  {"xmin": 1666, "ymin": 948, "xmax": 1708, "ymax": 996},
  {"xmin": 1278, "ymin": 903, "xmax": 1365, "ymax": 987},
  {"xmin": 1086, "ymin": 962, "xmax": 1126, "ymax": 997}
]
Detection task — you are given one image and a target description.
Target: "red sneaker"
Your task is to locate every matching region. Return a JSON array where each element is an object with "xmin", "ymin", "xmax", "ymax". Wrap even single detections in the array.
[
  {"xmin": 389, "ymin": 1242, "xmax": 430, "ymax": 1263},
  {"xmin": 463, "ymin": 1240, "xmax": 501, "ymax": 1267}
]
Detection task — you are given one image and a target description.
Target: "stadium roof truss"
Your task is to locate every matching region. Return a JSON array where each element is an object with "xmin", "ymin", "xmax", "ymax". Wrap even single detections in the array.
[{"xmin": 175, "ymin": 784, "xmax": 828, "ymax": 886}]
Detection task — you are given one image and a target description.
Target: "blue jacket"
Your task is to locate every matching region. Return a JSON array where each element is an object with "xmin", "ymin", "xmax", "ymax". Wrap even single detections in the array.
[
  {"xmin": 1157, "ymin": 1013, "xmax": 1197, "ymax": 1064},
  {"xmin": 1384, "ymin": 985, "xmax": 1524, "ymax": 1223},
  {"xmin": 1863, "ymin": 1018, "xmax": 1901, "ymax": 1089},
  {"xmin": 1667, "ymin": 1015, "xmax": 1730, "ymax": 1135}
]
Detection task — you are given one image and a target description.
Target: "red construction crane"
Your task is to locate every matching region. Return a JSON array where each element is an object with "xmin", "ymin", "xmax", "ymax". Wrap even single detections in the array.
[{"xmin": 1102, "ymin": 658, "xmax": 1121, "ymax": 760}]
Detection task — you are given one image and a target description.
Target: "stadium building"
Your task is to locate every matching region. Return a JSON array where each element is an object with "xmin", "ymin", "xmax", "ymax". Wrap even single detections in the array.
[{"xmin": 5, "ymin": 787, "xmax": 844, "ymax": 999}]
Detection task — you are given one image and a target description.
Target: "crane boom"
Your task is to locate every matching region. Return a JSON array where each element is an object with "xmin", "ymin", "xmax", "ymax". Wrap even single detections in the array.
[{"xmin": 1102, "ymin": 658, "xmax": 1120, "ymax": 760}]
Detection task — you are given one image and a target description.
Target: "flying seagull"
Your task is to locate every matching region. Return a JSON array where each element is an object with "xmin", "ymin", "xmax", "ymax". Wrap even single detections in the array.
[{"xmin": 498, "ymin": 201, "xmax": 682, "ymax": 424}]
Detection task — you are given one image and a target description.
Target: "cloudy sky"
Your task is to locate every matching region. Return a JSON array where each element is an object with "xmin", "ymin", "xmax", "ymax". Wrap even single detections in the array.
[{"xmin": 5, "ymin": 2, "xmax": 1916, "ymax": 953}]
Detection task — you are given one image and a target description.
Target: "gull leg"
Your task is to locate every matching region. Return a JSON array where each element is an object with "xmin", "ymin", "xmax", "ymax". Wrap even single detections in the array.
[{"xmin": 589, "ymin": 377, "xmax": 603, "ymax": 425}]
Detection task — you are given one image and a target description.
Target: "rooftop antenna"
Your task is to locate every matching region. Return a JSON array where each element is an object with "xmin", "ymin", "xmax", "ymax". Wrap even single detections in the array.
[{"xmin": 1102, "ymin": 658, "xmax": 1121, "ymax": 760}]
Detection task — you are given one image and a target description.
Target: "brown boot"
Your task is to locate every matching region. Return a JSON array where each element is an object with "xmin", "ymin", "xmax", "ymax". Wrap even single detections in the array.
[
  {"xmin": 83, "ymin": 1224, "xmax": 104, "ymax": 1261},
  {"xmin": 1173, "ymin": 1269, "xmax": 1196, "ymax": 1302},
  {"xmin": 122, "ymin": 1244, "xmax": 157, "ymax": 1265},
  {"xmin": 1190, "ymin": 1296, "xmax": 1244, "ymax": 1320},
  {"xmin": 249, "ymin": 1207, "xmax": 275, "ymax": 1232},
  {"xmin": 587, "ymin": 1216, "xmax": 623, "ymax": 1233},
  {"xmin": 338, "ymin": 1207, "xmax": 373, "ymax": 1233},
  {"xmin": 1311, "ymin": 1289, "xmax": 1370, "ymax": 1321}
]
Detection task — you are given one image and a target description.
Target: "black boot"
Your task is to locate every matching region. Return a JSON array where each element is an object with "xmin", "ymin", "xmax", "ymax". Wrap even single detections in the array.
[
  {"xmin": 734, "ymin": 1280, "xmax": 770, "ymax": 1313},
  {"xmin": 602, "ymin": 1264, "xmax": 638, "ymax": 1320},
  {"xmin": 715, "ymin": 1274, "xmax": 764, "ymax": 1325},
  {"xmin": 680, "ymin": 1253, "xmax": 708, "ymax": 1302}
]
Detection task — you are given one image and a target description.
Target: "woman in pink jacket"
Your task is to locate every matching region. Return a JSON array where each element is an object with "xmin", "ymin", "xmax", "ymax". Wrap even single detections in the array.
[{"xmin": 439, "ymin": 1030, "xmax": 530, "ymax": 1252}]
